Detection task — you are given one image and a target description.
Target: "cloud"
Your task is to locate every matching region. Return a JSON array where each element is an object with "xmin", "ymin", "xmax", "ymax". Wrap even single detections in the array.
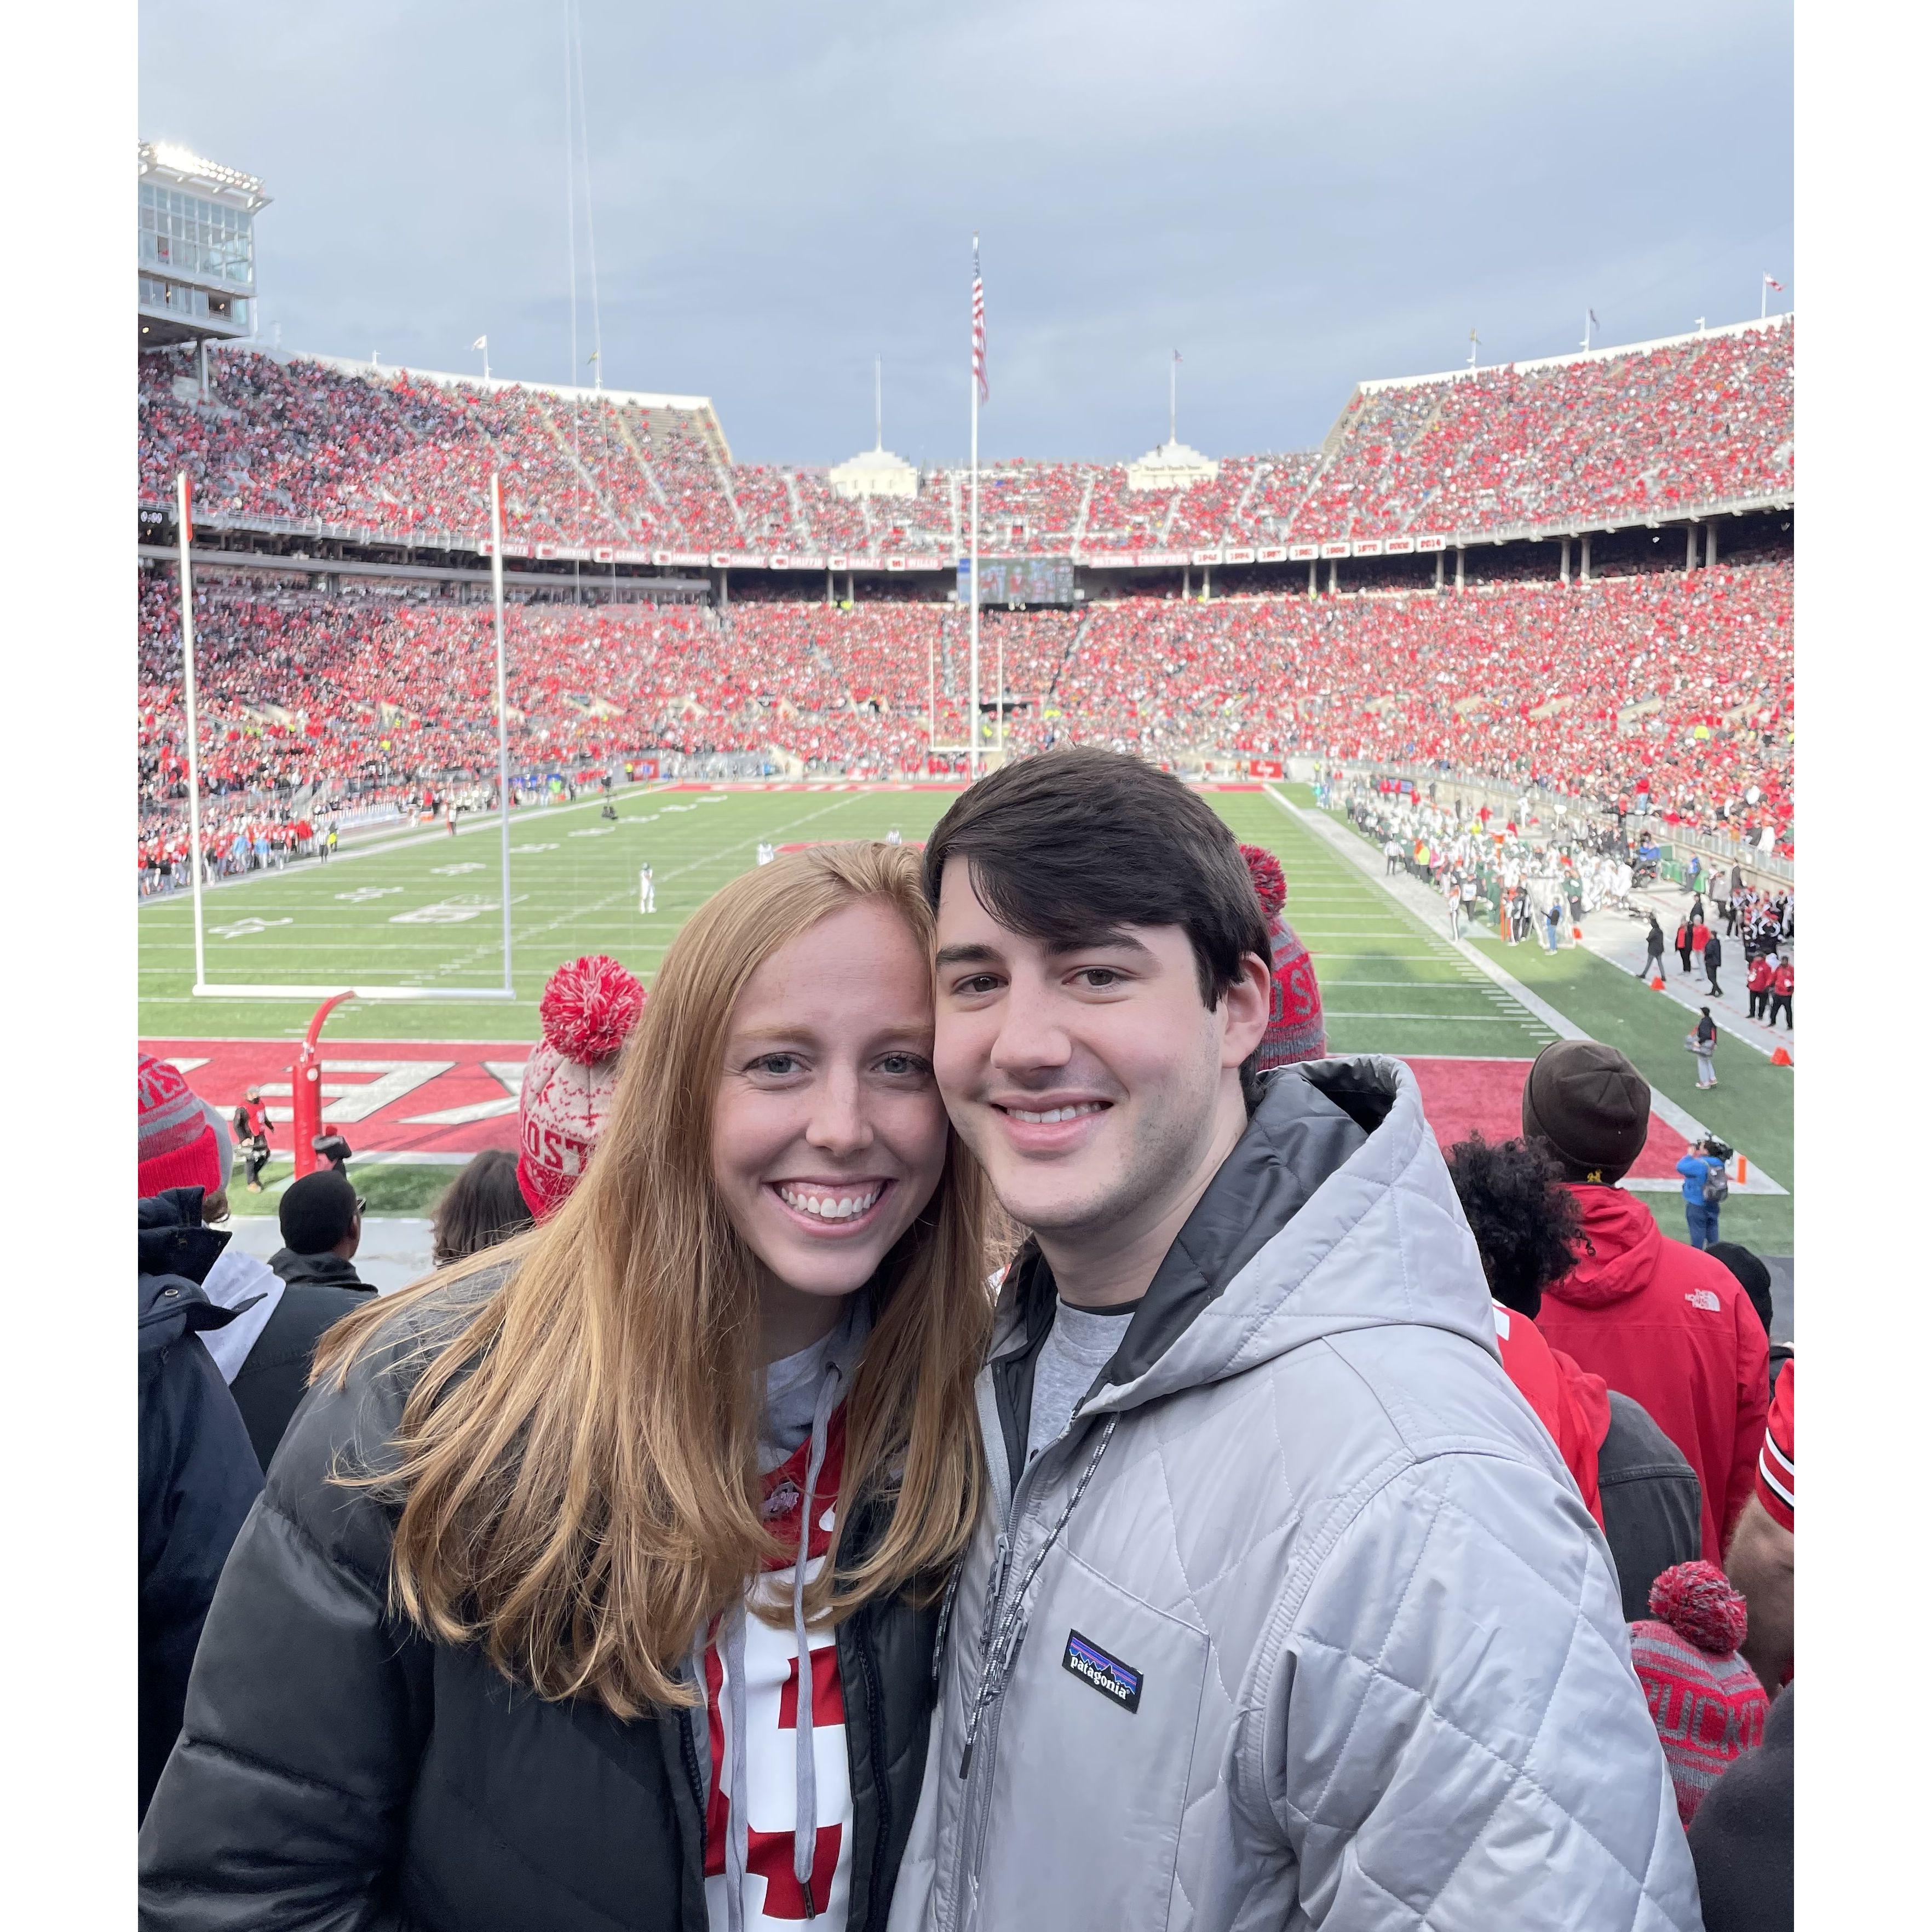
[{"xmin": 140, "ymin": 0, "xmax": 1791, "ymax": 463}]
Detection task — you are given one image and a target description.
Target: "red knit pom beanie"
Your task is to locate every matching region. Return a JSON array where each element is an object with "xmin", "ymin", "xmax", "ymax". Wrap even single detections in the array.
[
  {"xmin": 138, "ymin": 1051, "xmax": 223, "ymax": 1197},
  {"xmin": 1629, "ymin": 1560, "xmax": 1769, "ymax": 1827},
  {"xmin": 517, "ymin": 955, "xmax": 647, "ymax": 1217},
  {"xmin": 1239, "ymin": 843, "xmax": 1326, "ymax": 1068}
]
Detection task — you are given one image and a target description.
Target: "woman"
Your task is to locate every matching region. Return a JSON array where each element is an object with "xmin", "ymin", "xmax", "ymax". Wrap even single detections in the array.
[
  {"xmin": 429, "ymin": 1146, "xmax": 534, "ymax": 1266},
  {"xmin": 140, "ymin": 843, "xmax": 993, "ymax": 1932}
]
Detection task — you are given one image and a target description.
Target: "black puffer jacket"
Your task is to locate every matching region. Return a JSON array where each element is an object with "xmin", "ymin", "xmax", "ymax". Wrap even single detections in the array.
[
  {"xmin": 137, "ymin": 1279, "xmax": 941, "ymax": 1931},
  {"xmin": 137, "ymin": 1192, "xmax": 264, "ymax": 1818}
]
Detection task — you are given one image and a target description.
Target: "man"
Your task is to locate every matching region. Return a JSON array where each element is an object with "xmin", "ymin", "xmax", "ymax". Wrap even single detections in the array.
[
  {"xmin": 1691, "ymin": 1005, "xmax": 1718, "ymax": 1089},
  {"xmin": 231, "ymin": 1085, "xmax": 273, "ymax": 1192},
  {"xmin": 1703, "ymin": 927, "xmax": 1724, "ymax": 997},
  {"xmin": 1678, "ymin": 1135, "xmax": 1728, "ymax": 1247},
  {"xmin": 1767, "ymin": 954, "xmax": 1793, "ymax": 1029},
  {"xmin": 1638, "ymin": 913, "xmax": 1666, "ymax": 979},
  {"xmin": 1543, "ymin": 895, "xmax": 1563, "ymax": 951},
  {"xmin": 1746, "ymin": 949, "xmax": 1775, "ymax": 1021},
  {"xmin": 1675, "ymin": 915, "xmax": 1694, "ymax": 975},
  {"xmin": 906, "ymin": 749, "xmax": 1698, "ymax": 1931},
  {"xmin": 638, "ymin": 861, "xmax": 656, "ymax": 913},
  {"xmin": 1524, "ymin": 1039, "xmax": 1769, "ymax": 1565},
  {"xmin": 231, "ymin": 1170, "xmax": 377, "ymax": 1469}
]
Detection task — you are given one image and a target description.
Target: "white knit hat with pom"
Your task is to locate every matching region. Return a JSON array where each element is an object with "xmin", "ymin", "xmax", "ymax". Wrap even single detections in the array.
[{"xmin": 516, "ymin": 955, "xmax": 647, "ymax": 1217}]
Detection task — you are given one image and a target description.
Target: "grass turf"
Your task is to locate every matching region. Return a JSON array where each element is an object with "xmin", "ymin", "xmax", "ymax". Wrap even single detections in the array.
[{"xmin": 146, "ymin": 779, "xmax": 1792, "ymax": 1247}]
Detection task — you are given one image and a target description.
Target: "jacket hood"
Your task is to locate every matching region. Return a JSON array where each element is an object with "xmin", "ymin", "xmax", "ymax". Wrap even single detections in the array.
[
  {"xmin": 998, "ymin": 1056, "xmax": 1497, "ymax": 1418},
  {"xmin": 139, "ymin": 1189, "xmax": 229, "ymax": 1288},
  {"xmin": 269, "ymin": 1248, "xmax": 373, "ymax": 1292},
  {"xmin": 1542, "ymin": 1183, "xmax": 1663, "ymax": 1309}
]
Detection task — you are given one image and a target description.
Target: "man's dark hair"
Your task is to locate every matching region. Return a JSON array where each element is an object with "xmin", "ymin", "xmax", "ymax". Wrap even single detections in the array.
[
  {"xmin": 922, "ymin": 748, "xmax": 1272, "ymax": 1098},
  {"xmin": 1706, "ymin": 1241, "xmax": 1773, "ymax": 1338},
  {"xmin": 1444, "ymin": 1133, "xmax": 1583, "ymax": 1319},
  {"xmin": 432, "ymin": 1147, "xmax": 535, "ymax": 1267},
  {"xmin": 278, "ymin": 1170, "xmax": 359, "ymax": 1256}
]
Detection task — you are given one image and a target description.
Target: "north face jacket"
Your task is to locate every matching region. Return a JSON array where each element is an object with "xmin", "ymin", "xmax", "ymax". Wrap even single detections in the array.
[
  {"xmin": 904, "ymin": 1059, "xmax": 1699, "ymax": 1932},
  {"xmin": 1538, "ymin": 1184, "xmax": 1769, "ymax": 1564},
  {"xmin": 138, "ymin": 1274, "xmax": 941, "ymax": 1932}
]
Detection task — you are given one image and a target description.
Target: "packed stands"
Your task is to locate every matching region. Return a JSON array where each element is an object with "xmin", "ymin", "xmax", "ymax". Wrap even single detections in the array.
[
  {"xmin": 140, "ymin": 318, "xmax": 1791, "ymax": 559},
  {"xmin": 139, "ymin": 551, "xmax": 1793, "ymax": 879}
]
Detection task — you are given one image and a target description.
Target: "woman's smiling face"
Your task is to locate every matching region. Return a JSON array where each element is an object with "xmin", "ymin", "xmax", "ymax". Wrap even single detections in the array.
[{"xmin": 710, "ymin": 896, "xmax": 949, "ymax": 1349}]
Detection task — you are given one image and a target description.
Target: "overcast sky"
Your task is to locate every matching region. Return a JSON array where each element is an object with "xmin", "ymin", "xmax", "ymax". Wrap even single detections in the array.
[{"xmin": 140, "ymin": 0, "xmax": 1792, "ymax": 467}]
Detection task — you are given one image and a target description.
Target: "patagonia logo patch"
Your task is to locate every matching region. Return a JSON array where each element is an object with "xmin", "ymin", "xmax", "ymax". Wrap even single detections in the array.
[{"xmin": 1062, "ymin": 1630, "xmax": 1142, "ymax": 1713}]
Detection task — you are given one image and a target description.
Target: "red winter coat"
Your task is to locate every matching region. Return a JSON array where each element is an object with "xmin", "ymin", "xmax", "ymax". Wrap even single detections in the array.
[
  {"xmin": 1747, "ymin": 958, "xmax": 1774, "ymax": 995},
  {"xmin": 1690, "ymin": 923, "xmax": 1710, "ymax": 953},
  {"xmin": 1772, "ymin": 963, "xmax": 1794, "ymax": 997},
  {"xmin": 1537, "ymin": 1185, "xmax": 1769, "ymax": 1564},
  {"xmin": 1491, "ymin": 1301, "xmax": 1608, "ymax": 1527}
]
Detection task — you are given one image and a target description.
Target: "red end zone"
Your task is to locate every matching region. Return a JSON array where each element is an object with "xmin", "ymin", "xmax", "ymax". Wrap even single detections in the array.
[{"xmin": 144, "ymin": 1043, "xmax": 1698, "ymax": 1175}]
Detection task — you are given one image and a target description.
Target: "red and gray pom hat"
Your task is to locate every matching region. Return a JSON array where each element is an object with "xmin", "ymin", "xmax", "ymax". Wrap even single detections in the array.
[
  {"xmin": 1628, "ymin": 1561, "xmax": 1769, "ymax": 1827},
  {"xmin": 517, "ymin": 955, "xmax": 648, "ymax": 1218},
  {"xmin": 138, "ymin": 1051, "xmax": 223, "ymax": 1197},
  {"xmin": 1239, "ymin": 844, "xmax": 1327, "ymax": 1068}
]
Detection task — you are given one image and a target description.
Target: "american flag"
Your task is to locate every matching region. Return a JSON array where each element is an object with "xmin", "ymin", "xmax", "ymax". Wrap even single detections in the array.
[{"xmin": 973, "ymin": 245, "xmax": 988, "ymax": 405}]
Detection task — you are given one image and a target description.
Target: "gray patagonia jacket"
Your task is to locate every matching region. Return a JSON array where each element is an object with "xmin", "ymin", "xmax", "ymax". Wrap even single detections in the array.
[{"xmin": 907, "ymin": 1057, "xmax": 1700, "ymax": 1932}]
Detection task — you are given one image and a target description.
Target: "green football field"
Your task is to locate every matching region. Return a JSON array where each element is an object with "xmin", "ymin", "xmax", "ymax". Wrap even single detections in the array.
[{"xmin": 138, "ymin": 780, "xmax": 1791, "ymax": 1251}]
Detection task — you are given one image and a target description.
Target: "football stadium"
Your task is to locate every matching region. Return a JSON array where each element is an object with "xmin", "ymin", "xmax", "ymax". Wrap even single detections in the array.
[
  {"xmin": 129, "ymin": 8, "xmax": 1807, "ymax": 1912},
  {"xmin": 136, "ymin": 142, "xmax": 1795, "ymax": 1257}
]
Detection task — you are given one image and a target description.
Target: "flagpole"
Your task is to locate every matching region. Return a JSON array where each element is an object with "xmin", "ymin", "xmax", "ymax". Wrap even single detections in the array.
[
  {"xmin": 1761, "ymin": 277, "xmax": 1768, "ymax": 321},
  {"xmin": 177, "ymin": 470, "xmax": 206, "ymax": 992},
  {"xmin": 969, "ymin": 234, "xmax": 981, "ymax": 781}
]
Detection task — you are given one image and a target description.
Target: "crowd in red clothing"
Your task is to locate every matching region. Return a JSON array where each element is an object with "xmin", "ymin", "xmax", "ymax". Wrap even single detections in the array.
[
  {"xmin": 137, "ymin": 547, "xmax": 1793, "ymax": 876},
  {"xmin": 139, "ymin": 319, "xmax": 1791, "ymax": 559}
]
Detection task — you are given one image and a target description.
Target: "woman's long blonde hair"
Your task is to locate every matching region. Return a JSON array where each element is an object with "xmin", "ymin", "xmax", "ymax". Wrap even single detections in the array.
[{"xmin": 315, "ymin": 841, "xmax": 991, "ymax": 1717}]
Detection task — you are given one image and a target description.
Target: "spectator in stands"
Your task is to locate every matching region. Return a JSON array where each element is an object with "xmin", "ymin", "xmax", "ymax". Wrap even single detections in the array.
[
  {"xmin": 199, "ymin": 1170, "xmax": 377, "ymax": 1473},
  {"xmin": 1447, "ymin": 1132, "xmax": 1701, "ymax": 1622},
  {"xmin": 1687, "ymin": 1689, "xmax": 1793, "ymax": 1932},
  {"xmin": 136, "ymin": 1057, "xmax": 267, "ymax": 1819},
  {"xmin": 269, "ymin": 1170, "xmax": 369, "ymax": 1295},
  {"xmin": 1627, "ymin": 1562, "xmax": 1768, "ymax": 1829},
  {"xmin": 516, "ymin": 955, "xmax": 648, "ymax": 1216},
  {"xmin": 1687, "ymin": 1365, "xmax": 1795, "ymax": 1931},
  {"xmin": 431, "ymin": 1147, "xmax": 535, "ymax": 1266},
  {"xmin": 1523, "ymin": 1040, "xmax": 1770, "ymax": 1565}
]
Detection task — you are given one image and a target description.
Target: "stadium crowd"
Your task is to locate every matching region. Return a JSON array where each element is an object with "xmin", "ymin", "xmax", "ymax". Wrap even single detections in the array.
[
  {"xmin": 137, "ymin": 556, "xmax": 1793, "ymax": 880},
  {"xmin": 140, "ymin": 319, "xmax": 1791, "ymax": 558}
]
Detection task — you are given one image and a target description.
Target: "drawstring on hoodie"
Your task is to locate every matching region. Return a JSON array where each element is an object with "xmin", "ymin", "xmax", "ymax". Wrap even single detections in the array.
[
  {"xmin": 958, "ymin": 1414, "xmax": 1117, "ymax": 1777},
  {"xmin": 719, "ymin": 1355, "xmax": 844, "ymax": 1928}
]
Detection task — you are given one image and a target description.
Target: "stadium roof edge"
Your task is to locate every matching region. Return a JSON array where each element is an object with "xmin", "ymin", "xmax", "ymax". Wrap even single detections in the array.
[
  {"xmin": 1356, "ymin": 312, "xmax": 1792, "ymax": 395},
  {"xmin": 285, "ymin": 351, "xmax": 722, "ymax": 426}
]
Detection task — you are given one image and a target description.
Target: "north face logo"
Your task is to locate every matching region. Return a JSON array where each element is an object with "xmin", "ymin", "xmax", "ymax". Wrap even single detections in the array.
[{"xmin": 1685, "ymin": 1288, "xmax": 1721, "ymax": 1313}]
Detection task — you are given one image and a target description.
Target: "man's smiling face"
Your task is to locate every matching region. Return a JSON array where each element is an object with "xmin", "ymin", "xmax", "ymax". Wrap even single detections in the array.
[{"xmin": 930, "ymin": 859, "xmax": 1255, "ymax": 1242}]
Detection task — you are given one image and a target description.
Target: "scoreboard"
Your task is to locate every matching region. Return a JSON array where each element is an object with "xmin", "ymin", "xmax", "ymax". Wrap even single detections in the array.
[{"xmin": 958, "ymin": 555, "xmax": 1076, "ymax": 607}]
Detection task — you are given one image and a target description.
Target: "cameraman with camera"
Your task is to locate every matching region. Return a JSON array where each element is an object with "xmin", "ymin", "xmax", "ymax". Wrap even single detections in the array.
[{"xmin": 1678, "ymin": 1134, "xmax": 1733, "ymax": 1252}]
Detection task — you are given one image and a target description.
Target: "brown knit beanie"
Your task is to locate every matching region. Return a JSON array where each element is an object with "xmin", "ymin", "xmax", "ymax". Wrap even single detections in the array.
[{"xmin": 1520, "ymin": 1039, "xmax": 1651, "ymax": 1185}]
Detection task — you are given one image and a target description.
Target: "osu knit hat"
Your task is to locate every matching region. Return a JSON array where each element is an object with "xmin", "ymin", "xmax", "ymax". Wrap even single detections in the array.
[
  {"xmin": 1520, "ymin": 1038, "xmax": 1650, "ymax": 1184},
  {"xmin": 517, "ymin": 955, "xmax": 647, "ymax": 1218},
  {"xmin": 138, "ymin": 1051, "xmax": 223, "ymax": 1197},
  {"xmin": 1629, "ymin": 1561, "xmax": 1769, "ymax": 1827},
  {"xmin": 1240, "ymin": 844, "xmax": 1326, "ymax": 1068}
]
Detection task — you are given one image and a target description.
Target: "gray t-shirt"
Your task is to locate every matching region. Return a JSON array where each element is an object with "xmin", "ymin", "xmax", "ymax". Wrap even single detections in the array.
[{"xmin": 1026, "ymin": 1298, "xmax": 1138, "ymax": 1468}]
